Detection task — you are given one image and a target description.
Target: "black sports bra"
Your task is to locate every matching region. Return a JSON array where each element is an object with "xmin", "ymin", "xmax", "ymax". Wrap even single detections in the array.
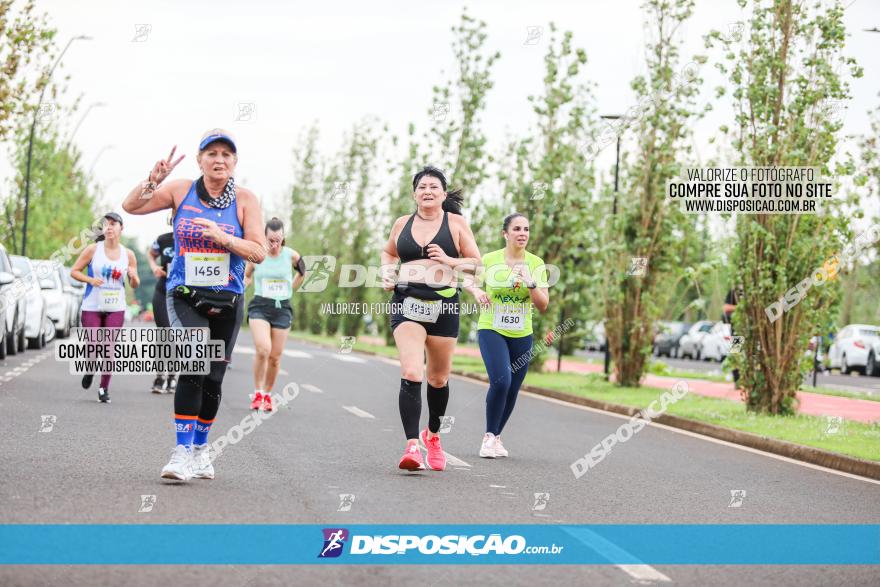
[{"xmin": 396, "ymin": 212, "xmax": 460, "ymax": 263}]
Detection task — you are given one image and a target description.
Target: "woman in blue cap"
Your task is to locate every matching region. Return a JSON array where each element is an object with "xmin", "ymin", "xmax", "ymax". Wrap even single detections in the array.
[{"xmin": 122, "ymin": 128, "xmax": 266, "ymax": 482}]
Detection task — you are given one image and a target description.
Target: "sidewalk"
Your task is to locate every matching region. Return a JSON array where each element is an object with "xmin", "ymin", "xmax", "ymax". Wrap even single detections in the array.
[{"xmin": 444, "ymin": 341, "xmax": 880, "ymax": 424}]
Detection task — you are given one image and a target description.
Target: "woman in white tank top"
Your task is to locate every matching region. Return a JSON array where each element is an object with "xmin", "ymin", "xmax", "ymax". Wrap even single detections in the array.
[{"xmin": 71, "ymin": 212, "xmax": 140, "ymax": 403}]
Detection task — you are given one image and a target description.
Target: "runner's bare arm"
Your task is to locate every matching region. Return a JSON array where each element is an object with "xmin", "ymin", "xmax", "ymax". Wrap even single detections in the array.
[
  {"xmin": 127, "ymin": 249, "xmax": 140, "ymax": 289},
  {"xmin": 380, "ymin": 217, "xmax": 407, "ymax": 290},
  {"xmin": 70, "ymin": 245, "xmax": 99, "ymax": 286},
  {"xmin": 227, "ymin": 188, "xmax": 267, "ymax": 264},
  {"xmin": 244, "ymin": 262, "xmax": 255, "ymax": 288},
  {"xmin": 123, "ymin": 179, "xmax": 189, "ymax": 215},
  {"xmin": 123, "ymin": 147, "xmax": 187, "ymax": 215},
  {"xmin": 291, "ymin": 250, "xmax": 305, "ymax": 290},
  {"xmin": 445, "ymin": 215, "xmax": 481, "ymax": 274}
]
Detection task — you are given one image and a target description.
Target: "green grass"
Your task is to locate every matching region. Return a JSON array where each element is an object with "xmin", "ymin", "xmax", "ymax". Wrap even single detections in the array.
[
  {"xmin": 289, "ymin": 331, "xmax": 880, "ymax": 462},
  {"xmin": 806, "ymin": 386, "xmax": 880, "ymax": 403}
]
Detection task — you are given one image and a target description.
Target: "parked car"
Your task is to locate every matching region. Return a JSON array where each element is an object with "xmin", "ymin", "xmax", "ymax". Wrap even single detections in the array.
[
  {"xmin": 677, "ymin": 320, "xmax": 715, "ymax": 360},
  {"xmin": 653, "ymin": 321, "xmax": 691, "ymax": 358},
  {"xmin": 828, "ymin": 324, "xmax": 880, "ymax": 375},
  {"xmin": 583, "ymin": 321, "xmax": 606, "ymax": 352},
  {"xmin": 9, "ymin": 255, "xmax": 48, "ymax": 349},
  {"xmin": 0, "ymin": 243, "xmax": 27, "ymax": 356},
  {"xmin": 63, "ymin": 267, "xmax": 84, "ymax": 329},
  {"xmin": 33, "ymin": 261, "xmax": 74, "ymax": 338},
  {"xmin": 700, "ymin": 322, "xmax": 732, "ymax": 362}
]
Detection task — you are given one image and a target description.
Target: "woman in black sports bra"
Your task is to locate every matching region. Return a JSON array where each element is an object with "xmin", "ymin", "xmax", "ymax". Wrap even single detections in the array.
[{"xmin": 381, "ymin": 166, "xmax": 481, "ymax": 472}]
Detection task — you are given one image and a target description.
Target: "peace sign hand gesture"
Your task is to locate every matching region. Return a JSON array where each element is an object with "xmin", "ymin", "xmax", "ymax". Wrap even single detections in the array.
[{"xmin": 149, "ymin": 146, "xmax": 185, "ymax": 185}]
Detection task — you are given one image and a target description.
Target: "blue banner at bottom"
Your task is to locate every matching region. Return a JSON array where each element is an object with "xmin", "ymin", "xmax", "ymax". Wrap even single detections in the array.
[{"xmin": 1, "ymin": 525, "xmax": 877, "ymax": 564}]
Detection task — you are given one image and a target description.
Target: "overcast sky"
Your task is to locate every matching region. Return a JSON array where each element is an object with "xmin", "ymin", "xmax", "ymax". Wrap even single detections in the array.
[{"xmin": 11, "ymin": 0, "xmax": 880, "ymax": 247}]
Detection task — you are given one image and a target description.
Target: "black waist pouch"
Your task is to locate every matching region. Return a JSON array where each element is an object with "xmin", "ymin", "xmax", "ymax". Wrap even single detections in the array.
[{"xmin": 172, "ymin": 285, "xmax": 238, "ymax": 318}]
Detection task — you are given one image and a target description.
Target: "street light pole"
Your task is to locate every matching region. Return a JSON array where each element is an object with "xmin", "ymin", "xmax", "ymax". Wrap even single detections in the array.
[
  {"xmin": 88, "ymin": 144, "xmax": 115, "ymax": 176},
  {"xmin": 66, "ymin": 101, "xmax": 106, "ymax": 147},
  {"xmin": 21, "ymin": 35, "xmax": 91, "ymax": 256},
  {"xmin": 600, "ymin": 114, "xmax": 623, "ymax": 377}
]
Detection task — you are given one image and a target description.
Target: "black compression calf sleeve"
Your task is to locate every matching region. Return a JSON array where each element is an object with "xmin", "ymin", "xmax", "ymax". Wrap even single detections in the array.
[
  {"xmin": 399, "ymin": 378, "xmax": 422, "ymax": 440},
  {"xmin": 427, "ymin": 382, "xmax": 449, "ymax": 434}
]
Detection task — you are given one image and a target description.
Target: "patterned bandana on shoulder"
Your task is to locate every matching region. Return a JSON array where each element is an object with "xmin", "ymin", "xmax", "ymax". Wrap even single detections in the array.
[{"xmin": 196, "ymin": 176, "xmax": 236, "ymax": 209}]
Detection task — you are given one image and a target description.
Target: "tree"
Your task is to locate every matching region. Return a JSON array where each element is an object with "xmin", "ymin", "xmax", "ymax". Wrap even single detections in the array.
[
  {"xmin": 504, "ymin": 25, "xmax": 601, "ymax": 370},
  {"xmin": 603, "ymin": 0, "xmax": 704, "ymax": 386},
  {"xmin": 1, "ymin": 125, "xmax": 99, "ymax": 258},
  {"xmin": 0, "ymin": 0, "xmax": 55, "ymax": 142},
  {"xmin": 711, "ymin": 0, "xmax": 862, "ymax": 414}
]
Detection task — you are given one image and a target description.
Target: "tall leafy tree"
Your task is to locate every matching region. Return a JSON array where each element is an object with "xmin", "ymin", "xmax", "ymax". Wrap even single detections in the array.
[
  {"xmin": 711, "ymin": 0, "xmax": 862, "ymax": 413},
  {"xmin": 602, "ymin": 0, "xmax": 704, "ymax": 386}
]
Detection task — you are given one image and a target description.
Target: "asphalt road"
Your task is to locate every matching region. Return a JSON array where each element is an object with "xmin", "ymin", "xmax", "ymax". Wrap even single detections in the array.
[
  {"xmin": 575, "ymin": 349, "xmax": 880, "ymax": 396},
  {"xmin": 1, "ymin": 331, "xmax": 878, "ymax": 586}
]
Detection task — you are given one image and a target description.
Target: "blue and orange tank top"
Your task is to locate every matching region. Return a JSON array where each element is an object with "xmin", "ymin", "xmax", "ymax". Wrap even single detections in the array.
[{"xmin": 166, "ymin": 180, "xmax": 245, "ymax": 294}]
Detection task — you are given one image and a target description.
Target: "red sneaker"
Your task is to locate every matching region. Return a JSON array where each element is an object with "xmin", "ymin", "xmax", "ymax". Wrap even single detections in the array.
[
  {"xmin": 398, "ymin": 443, "xmax": 425, "ymax": 471},
  {"xmin": 250, "ymin": 392, "xmax": 263, "ymax": 410},
  {"xmin": 261, "ymin": 393, "xmax": 274, "ymax": 412},
  {"xmin": 421, "ymin": 428, "xmax": 447, "ymax": 471}
]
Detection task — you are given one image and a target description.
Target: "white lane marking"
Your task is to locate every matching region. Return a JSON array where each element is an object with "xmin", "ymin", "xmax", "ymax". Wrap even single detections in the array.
[
  {"xmin": 489, "ymin": 484, "xmax": 507, "ymax": 488},
  {"xmin": 522, "ymin": 390, "xmax": 880, "ymax": 486},
  {"xmin": 301, "ymin": 384, "xmax": 323, "ymax": 394},
  {"xmin": 563, "ymin": 528, "xmax": 672, "ymax": 584},
  {"xmin": 233, "ymin": 345, "xmax": 255, "ymax": 355},
  {"xmin": 342, "ymin": 405, "xmax": 375, "ymax": 419},
  {"xmin": 443, "ymin": 452, "xmax": 471, "ymax": 468},
  {"xmin": 333, "ymin": 355, "xmax": 367, "ymax": 363},
  {"xmin": 282, "ymin": 349, "xmax": 313, "ymax": 359},
  {"xmin": 417, "ymin": 437, "xmax": 473, "ymax": 468},
  {"xmin": 278, "ymin": 368, "xmax": 289, "ymax": 376},
  {"xmin": 377, "ymin": 357, "xmax": 400, "ymax": 367}
]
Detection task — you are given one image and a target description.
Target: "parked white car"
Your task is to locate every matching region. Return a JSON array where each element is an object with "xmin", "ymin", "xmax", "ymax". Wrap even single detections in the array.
[
  {"xmin": 700, "ymin": 322, "xmax": 732, "ymax": 362},
  {"xmin": 33, "ymin": 261, "xmax": 74, "ymax": 339},
  {"xmin": 9, "ymin": 255, "xmax": 48, "ymax": 349},
  {"xmin": 828, "ymin": 324, "xmax": 880, "ymax": 375},
  {"xmin": 66, "ymin": 268, "xmax": 85, "ymax": 327},
  {"xmin": 0, "ymin": 243, "xmax": 27, "ymax": 357},
  {"xmin": 677, "ymin": 320, "xmax": 714, "ymax": 360}
]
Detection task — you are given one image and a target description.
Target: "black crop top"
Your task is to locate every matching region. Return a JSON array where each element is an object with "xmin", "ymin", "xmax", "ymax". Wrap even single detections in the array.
[{"xmin": 396, "ymin": 212, "xmax": 460, "ymax": 263}]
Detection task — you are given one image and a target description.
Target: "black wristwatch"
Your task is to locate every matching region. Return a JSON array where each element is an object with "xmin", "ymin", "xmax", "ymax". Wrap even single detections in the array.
[{"xmin": 526, "ymin": 281, "xmax": 537, "ymax": 290}]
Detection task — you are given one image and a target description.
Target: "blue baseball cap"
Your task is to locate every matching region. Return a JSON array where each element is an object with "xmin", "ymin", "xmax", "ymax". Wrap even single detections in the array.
[{"xmin": 198, "ymin": 129, "xmax": 237, "ymax": 153}]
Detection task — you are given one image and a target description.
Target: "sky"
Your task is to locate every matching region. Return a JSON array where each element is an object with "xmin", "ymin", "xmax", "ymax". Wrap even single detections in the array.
[{"xmin": 7, "ymin": 0, "xmax": 880, "ymax": 248}]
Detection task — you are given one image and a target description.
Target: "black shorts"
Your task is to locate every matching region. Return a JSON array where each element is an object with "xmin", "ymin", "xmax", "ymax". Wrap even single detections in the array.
[
  {"xmin": 247, "ymin": 295, "xmax": 293, "ymax": 330},
  {"xmin": 389, "ymin": 289, "xmax": 460, "ymax": 338}
]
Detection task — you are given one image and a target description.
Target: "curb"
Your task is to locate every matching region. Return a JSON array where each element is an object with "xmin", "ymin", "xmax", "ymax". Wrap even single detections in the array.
[
  {"xmin": 288, "ymin": 336, "xmax": 880, "ymax": 482},
  {"xmin": 452, "ymin": 369, "xmax": 880, "ymax": 482}
]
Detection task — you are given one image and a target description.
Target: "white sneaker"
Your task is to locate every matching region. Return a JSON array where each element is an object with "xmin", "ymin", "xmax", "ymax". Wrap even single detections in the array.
[
  {"xmin": 160, "ymin": 445, "xmax": 193, "ymax": 481},
  {"xmin": 191, "ymin": 444, "xmax": 215, "ymax": 480},
  {"xmin": 494, "ymin": 436, "xmax": 509, "ymax": 458},
  {"xmin": 480, "ymin": 433, "xmax": 497, "ymax": 458}
]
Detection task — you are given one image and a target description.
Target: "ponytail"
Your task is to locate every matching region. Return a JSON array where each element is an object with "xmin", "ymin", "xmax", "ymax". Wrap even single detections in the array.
[{"xmin": 442, "ymin": 189, "xmax": 464, "ymax": 216}]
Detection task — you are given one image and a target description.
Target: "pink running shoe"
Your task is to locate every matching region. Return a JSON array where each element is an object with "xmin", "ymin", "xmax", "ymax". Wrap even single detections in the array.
[
  {"xmin": 421, "ymin": 428, "xmax": 447, "ymax": 471},
  {"xmin": 398, "ymin": 443, "xmax": 425, "ymax": 471},
  {"xmin": 261, "ymin": 393, "xmax": 274, "ymax": 412},
  {"xmin": 250, "ymin": 392, "xmax": 263, "ymax": 410}
]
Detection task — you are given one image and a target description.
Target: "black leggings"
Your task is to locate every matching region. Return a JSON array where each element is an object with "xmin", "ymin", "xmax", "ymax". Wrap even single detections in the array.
[
  {"xmin": 166, "ymin": 291, "xmax": 243, "ymax": 421},
  {"xmin": 152, "ymin": 279, "xmax": 170, "ymax": 328}
]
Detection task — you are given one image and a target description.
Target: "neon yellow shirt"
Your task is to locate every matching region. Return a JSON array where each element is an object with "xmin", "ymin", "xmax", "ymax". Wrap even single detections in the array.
[{"xmin": 476, "ymin": 249, "xmax": 548, "ymax": 338}]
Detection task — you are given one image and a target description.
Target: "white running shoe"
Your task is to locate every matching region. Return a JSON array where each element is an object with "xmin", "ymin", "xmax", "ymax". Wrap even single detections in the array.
[
  {"xmin": 480, "ymin": 433, "xmax": 497, "ymax": 458},
  {"xmin": 191, "ymin": 444, "xmax": 215, "ymax": 480},
  {"xmin": 160, "ymin": 445, "xmax": 193, "ymax": 481},
  {"xmin": 494, "ymin": 436, "xmax": 509, "ymax": 458}
]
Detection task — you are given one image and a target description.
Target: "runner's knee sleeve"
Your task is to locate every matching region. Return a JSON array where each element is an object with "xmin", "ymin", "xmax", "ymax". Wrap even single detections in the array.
[
  {"xmin": 427, "ymin": 382, "xmax": 449, "ymax": 434},
  {"xmin": 399, "ymin": 378, "xmax": 422, "ymax": 440},
  {"xmin": 199, "ymin": 378, "xmax": 222, "ymax": 422},
  {"xmin": 174, "ymin": 374, "xmax": 203, "ymax": 416}
]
